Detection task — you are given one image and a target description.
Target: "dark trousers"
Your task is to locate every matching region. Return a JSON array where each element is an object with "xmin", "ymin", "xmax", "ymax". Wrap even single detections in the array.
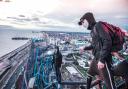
[
  {"xmin": 113, "ymin": 60, "xmax": 128, "ymax": 88},
  {"xmin": 55, "ymin": 66, "xmax": 61, "ymax": 83},
  {"xmin": 87, "ymin": 59, "xmax": 117, "ymax": 89}
]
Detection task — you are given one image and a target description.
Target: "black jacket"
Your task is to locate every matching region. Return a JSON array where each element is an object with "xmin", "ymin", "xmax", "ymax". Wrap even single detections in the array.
[
  {"xmin": 84, "ymin": 21, "xmax": 112, "ymax": 63},
  {"xmin": 53, "ymin": 46, "xmax": 62, "ymax": 68}
]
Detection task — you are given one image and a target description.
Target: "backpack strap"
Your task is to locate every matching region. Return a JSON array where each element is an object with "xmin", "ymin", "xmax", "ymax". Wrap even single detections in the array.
[
  {"xmin": 100, "ymin": 22, "xmax": 115, "ymax": 38},
  {"xmin": 93, "ymin": 23, "xmax": 103, "ymax": 48}
]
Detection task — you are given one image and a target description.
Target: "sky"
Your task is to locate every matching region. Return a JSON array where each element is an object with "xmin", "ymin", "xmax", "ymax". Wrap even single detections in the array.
[{"xmin": 0, "ymin": 0, "xmax": 128, "ymax": 32}]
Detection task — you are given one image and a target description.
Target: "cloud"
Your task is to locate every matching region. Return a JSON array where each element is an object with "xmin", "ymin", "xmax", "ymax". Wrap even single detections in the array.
[
  {"xmin": 114, "ymin": 15, "xmax": 128, "ymax": 19},
  {"xmin": 0, "ymin": 0, "xmax": 128, "ymax": 32},
  {"xmin": 0, "ymin": 13, "xmax": 87, "ymax": 32}
]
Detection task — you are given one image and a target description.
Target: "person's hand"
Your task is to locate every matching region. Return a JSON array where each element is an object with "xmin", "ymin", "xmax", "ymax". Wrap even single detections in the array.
[
  {"xmin": 79, "ymin": 46, "xmax": 85, "ymax": 54},
  {"xmin": 97, "ymin": 61, "xmax": 105, "ymax": 69}
]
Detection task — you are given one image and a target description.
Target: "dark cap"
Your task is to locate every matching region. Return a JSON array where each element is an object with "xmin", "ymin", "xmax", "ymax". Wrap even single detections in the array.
[
  {"xmin": 78, "ymin": 19, "xmax": 83, "ymax": 25},
  {"xmin": 78, "ymin": 12, "xmax": 95, "ymax": 25}
]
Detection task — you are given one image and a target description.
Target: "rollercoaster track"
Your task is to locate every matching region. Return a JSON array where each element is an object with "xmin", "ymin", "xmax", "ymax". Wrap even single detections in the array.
[
  {"xmin": 0, "ymin": 65, "xmax": 11, "ymax": 82},
  {"xmin": 0, "ymin": 38, "xmax": 127, "ymax": 89},
  {"xmin": 0, "ymin": 55, "xmax": 29, "ymax": 89},
  {"xmin": 0, "ymin": 41, "xmax": 32, "ymax": 89},
  {"xmin": 0, "ymin": 41, "xmax": 31, "ymax": 61}
]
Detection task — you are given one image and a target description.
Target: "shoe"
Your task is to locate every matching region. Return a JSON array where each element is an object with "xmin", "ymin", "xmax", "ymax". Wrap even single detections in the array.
[
  {"xmin": 80, "ymin": 86, "xmax": 86, "ymax": 89},
  {"xmin": 123, "ymin": 52, "xmax": 128, "ymax": 55}
]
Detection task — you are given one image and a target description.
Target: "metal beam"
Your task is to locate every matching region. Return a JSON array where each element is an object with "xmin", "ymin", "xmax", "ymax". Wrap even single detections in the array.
[{"xmin": 61, "ymin": 81, "xmax": 87, "ymax": 85}]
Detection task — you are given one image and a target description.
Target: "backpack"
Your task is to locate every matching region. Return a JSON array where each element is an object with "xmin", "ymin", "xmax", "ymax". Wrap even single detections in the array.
[{"xmin": 100, "ymin": 22, "xmax": 125, "ymax": 52}]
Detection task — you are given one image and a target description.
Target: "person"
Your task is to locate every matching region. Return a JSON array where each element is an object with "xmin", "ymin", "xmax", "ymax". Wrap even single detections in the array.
[
  {"xmin": 53, "ymin": 46, "xmax": 62, "ymax": 83},
  {"xmin": 123, "ymin": 38, "xmax": 128, "ymax": 55},
  {"xmin": 78, "ymin": 12, "xmax": 117, "ymax": 89},
  {"xmin": 111, "ymin": 52, "xmax": 125, "ymax": 61}
]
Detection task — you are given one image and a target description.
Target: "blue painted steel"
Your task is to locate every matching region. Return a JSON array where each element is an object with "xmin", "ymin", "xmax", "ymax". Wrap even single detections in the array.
[{"xmin": 32, "ymin": 38, "xmax": 62, "ymax": 89}]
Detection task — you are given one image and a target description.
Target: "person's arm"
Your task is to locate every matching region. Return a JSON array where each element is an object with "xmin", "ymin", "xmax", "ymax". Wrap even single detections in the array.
[
  {"xmin": 80, "ymin": 44, "xmax": 93, "ymax": 54},
  {"xmin": 97, "ymin": 22, "xmax": 112, "ymax": 63},
  {"xmin": 84, "ymin": 45, "xmax": 93, "ymax": 50},
  {"xmin": 59, "ymin": 52, "xmax": 62, "ymax": 64},
  {"xmin": 52, "ymin": 54, "xmax": 55, "ymax": 64},
  {"xmin": 111, "ymin": 52, "xmax": 125, "ymax": 61}
]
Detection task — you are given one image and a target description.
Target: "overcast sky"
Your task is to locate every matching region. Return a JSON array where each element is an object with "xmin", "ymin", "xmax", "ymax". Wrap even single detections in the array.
[{"xmin": 0, "ymin": 0, "xmax": 128, "ymax": 32}]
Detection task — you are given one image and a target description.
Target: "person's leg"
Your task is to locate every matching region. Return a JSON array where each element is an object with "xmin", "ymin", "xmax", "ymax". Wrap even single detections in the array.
[
  {"xmin": 55, "ymin": 66, "xmax": 59, "ymax": 81},
  {"xmin": 87, "ymin": 74, "xmax": 93, "ymax": 89},
  {"xmin": 123, "ymin": 76, "xmax": 128, "ymax": 88},
  {"xmin": 80, "ymin": 74, "xmax": 93, "ymax": 89},
  {"xmin": 55, "ymin": 66, "xmax": 61, "ymax": 84},
  {"xmin": 91, "ymin": 75, "xmax": 102, "ymax": 89},
  {"xmin": 58, "ymin": 67, "xmax": 61, "ymax": 83},
  {"xmin": 100, "ymin": 62, "xmax": 117, "ymax": 89},
  {"xmin": 86, "ymin": 59, "xmax": 97, "ymax": 89},
  {"xmin": 113, "ymin": 60, "xmax": 128, "ymax": 88}
]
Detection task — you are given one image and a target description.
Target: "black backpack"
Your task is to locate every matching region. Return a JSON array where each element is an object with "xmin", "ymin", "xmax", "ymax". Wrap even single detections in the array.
[{"xmin": 99, "ymin": 22, "xmax": 125, "ymax": 52}]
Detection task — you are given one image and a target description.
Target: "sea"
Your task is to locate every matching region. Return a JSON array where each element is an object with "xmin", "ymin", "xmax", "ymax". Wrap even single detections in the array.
[
  {"xmin": 1, "ymin": 25, "xmax": 127, "ymax": 57},
  {"xmin": 0, "ymin": 26, "xmax": 33, "ymax": 57}
]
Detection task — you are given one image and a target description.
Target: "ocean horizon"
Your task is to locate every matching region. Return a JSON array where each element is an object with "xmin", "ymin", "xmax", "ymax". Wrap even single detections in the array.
[
  {"xmin": 0, "ymin": 26, "xmax": 86, "ymax": 57},
  {"xmin": 0, "ymin": 28, "xmax": 31, "ymax": 57}
]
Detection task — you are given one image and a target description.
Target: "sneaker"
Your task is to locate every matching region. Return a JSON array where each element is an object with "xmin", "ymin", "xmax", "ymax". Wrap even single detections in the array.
[{"xmin": 123, "ymin": 52, "xmax": 128, "ymax": 55}]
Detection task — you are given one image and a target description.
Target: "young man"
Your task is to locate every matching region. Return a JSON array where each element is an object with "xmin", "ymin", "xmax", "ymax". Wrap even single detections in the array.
[
  {"xmin": 53, "ymin": 46, "xmax": 62, "ymax": 83},
  {"xmin": 78, "ymin": 12, "xmax": 117, "ymax": 89}
]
